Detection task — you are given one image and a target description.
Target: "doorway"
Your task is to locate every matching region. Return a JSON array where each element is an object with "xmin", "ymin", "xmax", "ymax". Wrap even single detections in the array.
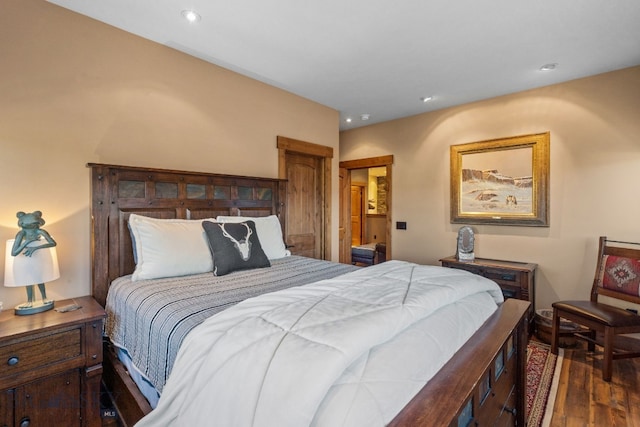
[{"xmin": 339, "ymin": 155, "xmax": 393, "ymax": 264}]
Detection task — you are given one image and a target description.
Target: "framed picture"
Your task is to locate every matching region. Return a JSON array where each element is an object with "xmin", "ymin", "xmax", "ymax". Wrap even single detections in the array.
[{"xmin": 450, "ymin": 132, "xmax": 550, "ymax": 226}]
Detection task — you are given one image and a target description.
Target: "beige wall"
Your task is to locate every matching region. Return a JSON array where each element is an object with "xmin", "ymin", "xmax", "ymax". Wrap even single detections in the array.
[
  {"xmin": 2, "ymin": 2, "xmax": 638, "ymax": 315},
  {"xmin": 0, "ymin": 0, "xmax": 339, "ymax": 308},
  {"xmin": 340, "ymin": 66, "xmax": 640, "ymax": 311}
]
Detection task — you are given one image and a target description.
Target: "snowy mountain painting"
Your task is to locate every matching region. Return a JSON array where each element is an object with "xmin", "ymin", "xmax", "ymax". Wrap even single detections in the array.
[
  {"xmin": 460, "ymin": 169, "xmax": 532, "ymax": 214},
  {"xmin": 459, "ymin": 146, "xmax": 533, "ymax": 215}
]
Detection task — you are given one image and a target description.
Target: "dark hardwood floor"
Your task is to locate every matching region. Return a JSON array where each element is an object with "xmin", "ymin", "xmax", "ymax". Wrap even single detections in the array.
[{"xmin": 550, "ymin": 337, "xmax": 640, "ymax": 427}]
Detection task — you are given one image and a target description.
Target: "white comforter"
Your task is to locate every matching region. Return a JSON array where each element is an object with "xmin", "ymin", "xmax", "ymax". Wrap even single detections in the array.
[{"xmin": 136, "ymin": 261, "xmax": 503, "ymax": 427}]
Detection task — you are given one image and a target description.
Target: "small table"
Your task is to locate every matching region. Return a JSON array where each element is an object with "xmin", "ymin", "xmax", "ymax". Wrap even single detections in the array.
[
  {"xmin": 440, "ymin": 256, "xmax": 537, "ymax": 331},
  {"xmin": 0, "ymin": 296, "xmax": 106, "ymax": 427}
]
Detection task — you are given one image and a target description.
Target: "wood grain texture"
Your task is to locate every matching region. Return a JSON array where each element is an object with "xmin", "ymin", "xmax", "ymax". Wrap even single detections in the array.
[
  {"xmin": 339, "ymin": 155, "xmax": 393, "ymax": 170},
  {"xmin": 0, "ymin": 296, "xmax": 105, "ymax": 427},
  {"xmin": 277, "ymin": 136, "xmax": 332, "ymax": 260},
  {"xmin": 88, "ymin": 163, "xmax": 287, "ymax": 307},
  {"xmin": 285, "ymin": 152, "xmax": 322, "ymax": 258},
  {"xmin": 550, "ymin": 339, "xmax": 640, "ymax": 426},
  {"xmin": 102, "ymin": 343, "xmax": 152, "ymax": 427}
]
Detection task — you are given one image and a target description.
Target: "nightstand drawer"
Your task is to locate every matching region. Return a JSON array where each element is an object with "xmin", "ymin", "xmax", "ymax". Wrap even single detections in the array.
[
  {"xmin": 482, "ymin": 268, "xmax": 521, "ymax": 283},
  {"xmin": 496, "ymin": 284, "xmax": 522, "ymax": 300},
  {"xmin": 0, "ymin": 327, "xmax": 82, "ymax": 380}
]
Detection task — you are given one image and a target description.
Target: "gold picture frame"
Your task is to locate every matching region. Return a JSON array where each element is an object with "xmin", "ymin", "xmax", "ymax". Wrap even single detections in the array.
[{"xmin": 450, "ymin": 132, "xmax": 550, "ymax": 226}]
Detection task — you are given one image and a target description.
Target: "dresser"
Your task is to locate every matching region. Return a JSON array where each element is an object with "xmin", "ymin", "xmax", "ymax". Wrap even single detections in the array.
[
  {"xmin": 440, "ymin": 256, "xmax": 536, "ymax": 331},
  {"xmin": 0, "ymin": 296, "xmax": 106, "ymax": 427}
]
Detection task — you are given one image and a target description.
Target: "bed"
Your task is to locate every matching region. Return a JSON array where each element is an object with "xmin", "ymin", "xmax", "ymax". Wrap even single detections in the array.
[{"xmin": 89, "ymin": 163, "xmax": 530, "ymax": 427}]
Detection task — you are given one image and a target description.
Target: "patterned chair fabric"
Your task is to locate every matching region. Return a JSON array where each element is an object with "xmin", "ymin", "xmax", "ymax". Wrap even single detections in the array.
[{"xmin": 599, "ymin": 255, "xmax": 640, "ymax": 297}]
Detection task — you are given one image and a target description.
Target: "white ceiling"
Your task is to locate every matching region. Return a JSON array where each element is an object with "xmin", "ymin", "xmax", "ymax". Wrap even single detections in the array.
[{"xmin": 48, "ymin": 0, "xmax": 640, "ymax": 130}]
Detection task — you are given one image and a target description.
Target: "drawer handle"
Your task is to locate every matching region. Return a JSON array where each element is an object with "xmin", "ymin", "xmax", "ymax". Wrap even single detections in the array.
[
  {"xmin": 502, "ymin": 289, "xmax": 517, "ymax": 299},
  {"xmin": 500, "ymin": 274, "xmax": 517, "ymax": 281},
  {"xmin": 19, "ymin": 417, "xmax": 30, "ymax": 427},
  {"xmin": 503, "ymin": 407, "xmax": 517, "ymax": 416},
  {"xmin": 7, "ymin": 356, "xmax": 19, "ymax": 366}
]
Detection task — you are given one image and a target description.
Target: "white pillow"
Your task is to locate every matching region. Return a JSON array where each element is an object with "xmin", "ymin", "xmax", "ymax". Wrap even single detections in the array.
[
  {"xmin": 128, "ymin": 214, "xmax": 214, "ymax": 281},
  {"xmin": 216, "ymin": 215, "xmax": 290, "ymax": 260}
]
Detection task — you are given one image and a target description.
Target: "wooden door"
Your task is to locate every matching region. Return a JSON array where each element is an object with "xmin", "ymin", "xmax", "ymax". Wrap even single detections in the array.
[
  {"xmin": 285, "ymin": 152, "xmax": 323, "ymax": 259},
  {"xmin": 338, "ymin": 167, "xmax": 350, "ymax": 263},
  {"xmin": 350, "ymin": 185, "xmax": 365, "ymax": 246}
]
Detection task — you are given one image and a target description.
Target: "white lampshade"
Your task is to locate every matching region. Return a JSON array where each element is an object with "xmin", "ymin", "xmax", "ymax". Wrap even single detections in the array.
[{"xmin": 4, "ymin": 239, "xmax": 60, "ymax": 287}]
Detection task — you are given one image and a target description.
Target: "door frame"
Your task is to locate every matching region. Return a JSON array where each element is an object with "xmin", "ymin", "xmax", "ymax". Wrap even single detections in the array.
[
  {"xmin": 339, "ymin": 167, "xmax": 350, "ymax": 263},
  {"xmin": 339, "ymin": 155, "xmax": 394, "ymax": 260},
  {"xmin": 350, "ymin": 182, "xmax": 367, "ymax": 246},
  {"xmin": 277, "ymin": 136, "xmax": 333, "ymax": 260}
]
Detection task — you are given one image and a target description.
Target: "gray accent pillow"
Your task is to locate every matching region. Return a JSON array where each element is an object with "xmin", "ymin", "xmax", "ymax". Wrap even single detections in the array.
[{"xmin": 202, "ymin": 220, "xmax": 271, "ymax": 276}]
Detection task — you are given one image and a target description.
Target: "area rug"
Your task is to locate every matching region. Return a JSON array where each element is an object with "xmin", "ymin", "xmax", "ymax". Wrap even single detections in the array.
[{"xmin": 526, "ymin": 340, "xmax": 564, "ymax": 427}]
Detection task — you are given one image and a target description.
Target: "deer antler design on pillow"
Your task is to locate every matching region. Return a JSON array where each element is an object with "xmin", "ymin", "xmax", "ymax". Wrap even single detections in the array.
[{"xmin": 219, "ymin": 222, "xmax": 253, "ymax": 261}]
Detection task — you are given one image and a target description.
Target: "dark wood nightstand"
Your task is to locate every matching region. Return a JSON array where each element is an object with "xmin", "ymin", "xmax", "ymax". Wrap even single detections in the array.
[
  {"xmin": 440, "ymin": 256, "xmax": 536, "ymax": 331},
  {"xmin": 0, "ymin": 296, "xmax": 106, "ymax": 427}
]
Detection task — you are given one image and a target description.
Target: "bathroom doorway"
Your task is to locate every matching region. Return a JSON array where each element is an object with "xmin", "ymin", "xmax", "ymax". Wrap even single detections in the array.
[{"xmin": 339, "ymin": 155, "xmax": 393, "ymax": 264}]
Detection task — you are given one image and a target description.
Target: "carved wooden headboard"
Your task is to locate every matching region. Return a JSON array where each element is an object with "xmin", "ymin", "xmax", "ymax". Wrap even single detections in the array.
[{"xmin": 88, "ymin": 163, "xmax": 287, "ymax": 306}]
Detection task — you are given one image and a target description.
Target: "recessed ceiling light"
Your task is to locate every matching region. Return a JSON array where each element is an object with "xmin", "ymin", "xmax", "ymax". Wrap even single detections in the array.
[
  {"xmin": 420, "ymin": 96, "xmax": 433, "ymax": 103},
  {"xmin": 182, "ymin": 10, "xmax": 201, "ymax": 23},
  {"xmin": 360, "ymin": 114, "xmax": 370, "ymax": 121},
  {"xmin": 539, "ymin": 63, "xmax": 558, "ymax": 71},
  {"xmin": 345, "ymin": 117, "xmax": 352, "ymax": 123}
]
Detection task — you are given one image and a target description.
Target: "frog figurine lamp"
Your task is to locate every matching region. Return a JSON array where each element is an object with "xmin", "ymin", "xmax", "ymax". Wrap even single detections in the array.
[{"xmin": 3, "ymin": 211, "xmax": 60, "ymax": 315}]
